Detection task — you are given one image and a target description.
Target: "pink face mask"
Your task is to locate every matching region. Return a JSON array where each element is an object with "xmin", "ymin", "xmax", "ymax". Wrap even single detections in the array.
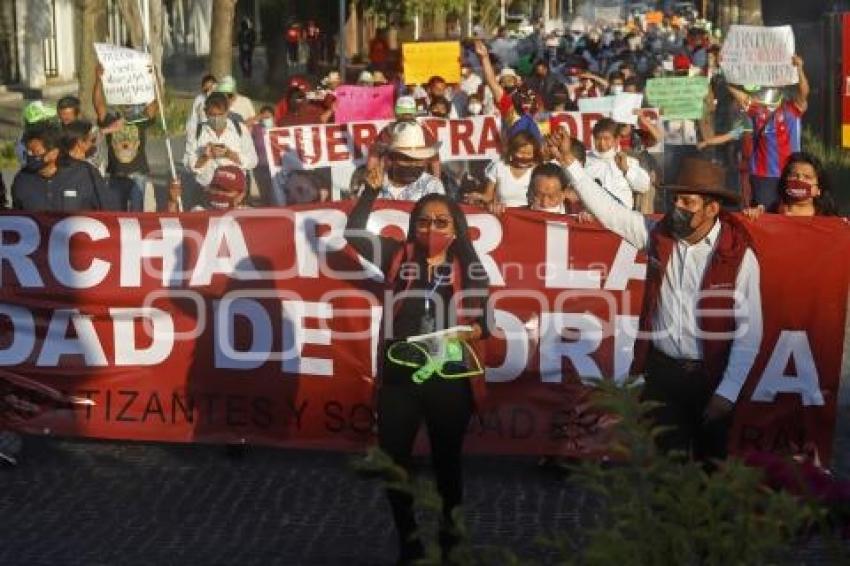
[
  {"xmin": 415, "ymin": 230, "xmax": 455, "ymax": 258},
  {"xmin": 785, "ymin": 179, "xmax": 815, "ymax": 201}
]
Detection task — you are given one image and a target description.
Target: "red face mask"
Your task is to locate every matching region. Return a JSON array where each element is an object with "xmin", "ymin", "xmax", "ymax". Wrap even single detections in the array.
[
  {"xmin": 415, "ymin": 230, "xmax": 455, "ymax": 258},
  {"xmin": 785, "ymin": 179, "xmax": 815, "ymax": 201}
]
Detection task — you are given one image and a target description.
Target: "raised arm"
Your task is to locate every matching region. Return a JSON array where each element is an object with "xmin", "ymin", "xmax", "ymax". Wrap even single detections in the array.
[
  {"xmin": 92, "ymin": 65, "xmax": 108, "ymax": 124},
  {"xmin": 473, "ymin": 40, "xmax": 504, "ymax": 102},
  {"xmin": 792, "ymin": 54, "xmax": 809, "ymax": 112},
  {"xmin": 727, "ymin": 84, "xmax": 750, "ymax": 110},
  {"xmin": 547, "ymin": 132, "xmax": 650, "ymax": 249},
  {"xmin": 344, "ymin": 163, "xmax": 401, "ymax": 274}
]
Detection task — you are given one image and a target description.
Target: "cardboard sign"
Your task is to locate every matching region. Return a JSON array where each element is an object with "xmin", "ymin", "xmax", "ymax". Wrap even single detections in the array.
[
  {"xmin": 578, "ymin": 96, "xmax": 615, "ymax": 114},
  {"xmin": 721, "ymin": 25, "xmax": 799, "ymax": 87},
  {"xmin": 612, "ymin": 93, "xmax": 644, "ymax": 125},
  {"xmin": 645, "ymin": 77, "xmax": 709, "ymax": 120},
  {"xmin": 644, "ymin": 11, "xmax": 663, "ymax": 26},
  {"xmin": 94, "ymin": 43, "xmax": 155, "ymax": 106},
  {"xmin": 333, "ymin": 85, "xmax": 395, "ymax": 124},
  {"xmin": 402, "ymin": 41, "xmax": 461, "ymax": 85}
]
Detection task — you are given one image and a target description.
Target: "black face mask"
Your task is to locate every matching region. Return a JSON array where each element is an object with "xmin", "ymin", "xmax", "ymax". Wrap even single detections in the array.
[
  {"xmin": 504, "ymin": 84, "xmax": 518, "ymax": 95},
  {"xmin": 664, "ymin": 207, "xmax": 696, "ymax": 239},
  {"xmin": 388, "ymin": 162, "xmax": 425, "ymax": 185},
  {"xmin": 24, "ymin": 154, "xmax": 45, "ymax": 173}
]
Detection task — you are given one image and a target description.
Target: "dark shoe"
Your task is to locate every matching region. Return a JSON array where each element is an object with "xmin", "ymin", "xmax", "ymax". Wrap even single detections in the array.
[
  {"xmin": 0, "ymin": 430, "xmax": 22, "ymax": 466},
  {"xmin": 397, "ymin": 538, "xmax": 425, "ymax": 565}
]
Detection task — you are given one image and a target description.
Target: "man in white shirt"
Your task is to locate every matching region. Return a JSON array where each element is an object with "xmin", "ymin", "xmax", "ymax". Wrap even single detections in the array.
[
  {"xmin": 553, "ymin": 134, "xmax": 762, "ymax": 464},
  {"xmin": 584, "ymin": 117, "xmax": 650, "ymax": 210},
  {"xmin": 184, "ymin": 92, "xmax": 258, "ymax": 193},
  {"xmin": 185, "ymin": 74, "xmax": 217, "ymax": 138}
]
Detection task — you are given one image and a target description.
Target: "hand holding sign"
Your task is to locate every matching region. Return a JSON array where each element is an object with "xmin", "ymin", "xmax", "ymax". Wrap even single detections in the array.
[
  {"xmin": 94, "ymin": 43, "xmax": 155, "ymax": 106},
  {"xmin": 720, "ymin": 25, "xmax": 799, "ymax": 87}
]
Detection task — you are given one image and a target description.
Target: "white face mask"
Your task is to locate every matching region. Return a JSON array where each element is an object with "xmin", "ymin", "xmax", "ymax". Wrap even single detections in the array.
[
  {"xmin": 594, "ymin": 147, "xmax": 617, "ymax": 160},
  {"xmin": 467, "ymin": 103, "xmax": 483, "ymax": 115},
  {"xmin": 610, "ymin": 85, "xmax": 624, "ymax": 95},
  {"xmin": 535, "ymin": 203, "xmax": 565, "ymax": 213},
  {"xmin": 261, "ymin": 117, "xmax": 274, "ymax": 129}
]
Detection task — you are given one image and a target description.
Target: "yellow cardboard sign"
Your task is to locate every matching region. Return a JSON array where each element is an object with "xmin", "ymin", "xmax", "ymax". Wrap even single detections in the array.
[
  {"xmin": 402, "ymin": 41, "xmax": 461, "ymax": 86},
  {"xmin": 645, "ymin": 11, "xmax": 663, "ymax": 25}
]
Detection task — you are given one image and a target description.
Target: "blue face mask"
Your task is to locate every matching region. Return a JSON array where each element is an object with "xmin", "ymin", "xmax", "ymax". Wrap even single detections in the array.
[{"xmin": 24, "ymin": 154, "xmax": 45, "ymax": 173}]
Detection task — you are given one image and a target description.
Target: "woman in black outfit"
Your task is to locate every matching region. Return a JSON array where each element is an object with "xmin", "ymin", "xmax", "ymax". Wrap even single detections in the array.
[{"xmin": 345, "ymin": 169, "xmax": 491, "ymax": 565}]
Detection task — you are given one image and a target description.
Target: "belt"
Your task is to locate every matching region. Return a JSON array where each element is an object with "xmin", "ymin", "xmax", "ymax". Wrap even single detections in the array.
[{"xmin": 648, "ymin": 347, "xmax": 705, "ymax": 374}]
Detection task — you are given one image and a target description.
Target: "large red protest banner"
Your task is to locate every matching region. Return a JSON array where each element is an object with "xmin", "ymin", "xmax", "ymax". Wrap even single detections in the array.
[{"xmin": 0, "ymin": 206, "xmax": 847, "ymax": 462}]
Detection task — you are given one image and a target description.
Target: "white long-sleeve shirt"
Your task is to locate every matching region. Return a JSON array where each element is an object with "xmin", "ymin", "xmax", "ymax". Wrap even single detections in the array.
[
  {"xmin": 564, "ymin": 160, "xmax": 763, "ymax": 403},
  {"xmin": 584, "ymin": 151, "xmax": 650, "ymax": 210},
  {"xmin": 184, "ymin": 119, "xmax": 258, "ymax": 187}
]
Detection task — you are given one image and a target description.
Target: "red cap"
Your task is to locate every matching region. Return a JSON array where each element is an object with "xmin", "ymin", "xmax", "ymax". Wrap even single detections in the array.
[
  {"xmin": 673, "ymin": 54, "xmax": 691, "ymax": 71},
  {"xmin": 207, "ymin": 165, "xmax": 246, "ymax": 209},
  {"xmin": 289, "ymin": 76, "xmax": 311, "ymax": 91}
]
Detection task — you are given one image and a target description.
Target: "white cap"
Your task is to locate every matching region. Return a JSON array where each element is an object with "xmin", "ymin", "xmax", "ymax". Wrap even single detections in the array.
[
  {"xmin": 357, "ymin": 70, "xmax": 374, "ymax": 85},
  {"xmin": 394, "ymin": 95, "xmax": 417, "ymax": 116}
]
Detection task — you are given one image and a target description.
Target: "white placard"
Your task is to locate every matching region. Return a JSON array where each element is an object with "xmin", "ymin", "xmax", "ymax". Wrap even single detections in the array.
[
  {"xmin": 612, "ymin": 93, "xmax": 644, "ymax": 125},
  {"xmin": 578, "ymin": 96, "xmax": 615, "ymax": 114},
  {"xmin": 94, "ymin": 43, "xmax": 155, "ymax": 106},
  {"xmin": 720, "ymin": 25, "xmax": 799, "ymax": 87}
]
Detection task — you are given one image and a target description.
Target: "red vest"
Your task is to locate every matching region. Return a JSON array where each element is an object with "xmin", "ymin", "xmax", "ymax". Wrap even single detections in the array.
[{"xmin": 631, "ymin": 212, "xmax": 751, "ymax": 385}]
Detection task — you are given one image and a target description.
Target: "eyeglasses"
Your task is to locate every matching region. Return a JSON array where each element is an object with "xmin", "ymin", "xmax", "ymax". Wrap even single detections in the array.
[{"xmin": 415, "ymin": 217, "xmax": 452, "ymax": 230}]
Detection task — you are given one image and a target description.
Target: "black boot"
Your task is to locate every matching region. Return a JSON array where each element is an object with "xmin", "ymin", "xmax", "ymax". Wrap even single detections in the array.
[
  {"xmin": 439, "ymin": 526, "xmax": 462, "ymax": 564},
  {"xmin": 397, "ymin": 537, "xmax": 425, "ymax": 565}
]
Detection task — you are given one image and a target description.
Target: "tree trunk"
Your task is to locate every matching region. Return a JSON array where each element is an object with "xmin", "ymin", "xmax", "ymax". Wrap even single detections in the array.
[
  {"xmin": 79, "ymin": 0, "xmax": 108, "ymax": 119},
  {"xmin": 210, "ymin": 0, "xmax": 237, "ymax": 78},
  {"xmin": 115, "ymin": 0, "xmax": 164, "ymax": 84}
]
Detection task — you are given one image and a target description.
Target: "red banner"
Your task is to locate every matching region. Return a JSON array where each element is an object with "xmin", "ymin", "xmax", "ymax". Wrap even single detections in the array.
[{"xmin": 0, "ymin": 206, "xmax": 847, "ymax": 462}]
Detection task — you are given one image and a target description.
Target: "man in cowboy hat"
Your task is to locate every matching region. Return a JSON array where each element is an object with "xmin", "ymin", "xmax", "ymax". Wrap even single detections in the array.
[
  {"xmin": 553, "ymin": 135, "xmax": 763, "ymax": 465},
  {"xmin": 361, "ymin": 121, "xmax": 444, "ymax": 201}
]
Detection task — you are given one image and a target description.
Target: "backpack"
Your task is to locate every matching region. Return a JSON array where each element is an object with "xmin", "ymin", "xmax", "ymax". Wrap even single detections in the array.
[{"xmin": 195, "ymin": 113, "xmax": 245, "ymax": 141}]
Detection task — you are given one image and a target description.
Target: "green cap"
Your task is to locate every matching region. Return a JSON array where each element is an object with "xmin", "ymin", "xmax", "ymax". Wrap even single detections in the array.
[
  {"xmin": 215, "ymin": 75, "xmax": 237, "ymax": 94},
  {"xmin": 22, "ymin": 100, "xmax": 57, "ymax": 125},
  {"xmin": 743, "ymin": 84, "xmax": 761, "ymax": 93}
]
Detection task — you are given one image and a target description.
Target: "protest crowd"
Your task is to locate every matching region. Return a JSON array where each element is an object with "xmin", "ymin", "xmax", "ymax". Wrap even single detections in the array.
[{"xmin": 2, "ymin": 6, "xmax": 850, "ymax": 565}]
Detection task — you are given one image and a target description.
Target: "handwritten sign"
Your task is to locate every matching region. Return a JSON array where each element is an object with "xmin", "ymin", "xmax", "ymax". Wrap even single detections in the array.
[
  {"xmin": 645, "ymin": 77, "xmax": 709, "ymax": 120},
  {"xmin": 402, "ymin": 41, "xmax": 461, "ymax": 85},
  {"xmin": 721, "ymin": 25, "xmax": 799, "ymax": 87},
  {"xmin": 333, "ymin": 85, "xmax": 395, "ymax": 124},
  {"xmin": 94, "ymin": 43, "xmax": 155, "ymax": 106}
]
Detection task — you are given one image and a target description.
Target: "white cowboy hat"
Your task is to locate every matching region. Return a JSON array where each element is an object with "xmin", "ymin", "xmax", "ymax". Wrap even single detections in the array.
[
  {"xmin": 498, "ymin": 67, "xmax": 519, "ymax": 81},
  {"xmin": 388, "ymin": 121, "xmax": 439, "ymax": 160},
  {"xmin": 322, "ymin": 71, "xmax": 342, "ymax": 86}
]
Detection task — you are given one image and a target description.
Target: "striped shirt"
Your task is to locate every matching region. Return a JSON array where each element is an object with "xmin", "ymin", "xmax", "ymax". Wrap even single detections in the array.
[{"xmin": 747, "ymin": 100, "xmax": 803, "ymax": 179}]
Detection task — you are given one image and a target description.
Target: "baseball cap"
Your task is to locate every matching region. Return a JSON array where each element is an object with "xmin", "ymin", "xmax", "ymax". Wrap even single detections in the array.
[
  {"xmin": 207, "ymin": 165, "xmax": 246, "ymax": 209},
  {"xmin": 215, "ymin": 75, "xmax": 237, "ymax": 94},
  {"xmin": 395, "ymin": 95, "xmax": 417, "ymax": 116}
]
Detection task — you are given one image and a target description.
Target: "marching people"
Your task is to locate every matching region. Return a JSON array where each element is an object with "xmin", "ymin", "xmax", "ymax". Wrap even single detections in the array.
[
  {"xmin": 357, "ymin": 121, "xmax": 444, "ymax": 201},
  {"xmin": 584, "ymin": 117, "xmax": 651, "ymax": 210},
  {"xmin": 11, "ymin": 123, "xmax": 110, "ymax": 212},
  {"xmin": 93, "ymin": 64, "xmax": 158, "ymax": 212},
  {"xmin": 743, "ymin": 152, "xmax": 839, "ymax": 218},
  {"xmin": 481, "ymin": 131, "xmax": 542, "ymax": 208},
  {"xmin": 183, "ymin": 91, "xmax": 258, "ymax": 209},
  {"xmin": 727, "ymin": 55, "xmax": 809, "ymax": 209},
  {"xmin": 345, "ymin": 170, "xmax": 490, "ymax": 564},
  {"xmin": 554, "ymin": 132, "xmax": 763, "ymax": 465}
]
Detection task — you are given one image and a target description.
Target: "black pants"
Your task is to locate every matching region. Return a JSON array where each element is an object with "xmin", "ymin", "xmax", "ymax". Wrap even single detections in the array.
[
  {"xmin": 378, "ymin": 361, "xmax": 473, "ymax": 552},
  {"xmin": 239, "ymin": 49, "xmax": 253, "ymax": 77},
  {"xmin": 641, "ymin": 349, "xmax": 731, "ymax": 463}
]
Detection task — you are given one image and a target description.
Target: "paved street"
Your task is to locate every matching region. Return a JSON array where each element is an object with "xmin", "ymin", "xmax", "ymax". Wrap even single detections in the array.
[{"xmin": 0, "ymin": 437, "xmax": 584, "ymax": 566}]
